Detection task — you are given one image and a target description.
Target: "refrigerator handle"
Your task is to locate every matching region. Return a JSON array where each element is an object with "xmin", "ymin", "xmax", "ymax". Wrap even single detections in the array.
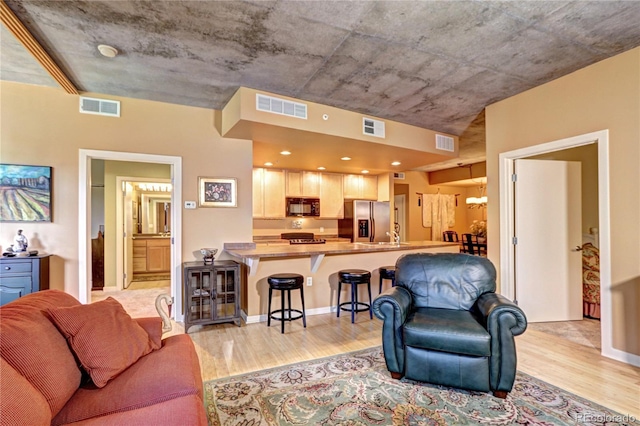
[{"xmin": 370, "ymin": 217, "xmax": 375, "ymax": 242}]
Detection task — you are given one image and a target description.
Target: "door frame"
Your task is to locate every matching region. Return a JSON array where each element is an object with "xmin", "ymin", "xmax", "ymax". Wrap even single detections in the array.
[
  {"xmin": 78, "ymin": 150, "xmax": 183, "ymax": 322},
  {"xmin": 498, "ymin": 129, "xmax": 636, "ymax": 366}
]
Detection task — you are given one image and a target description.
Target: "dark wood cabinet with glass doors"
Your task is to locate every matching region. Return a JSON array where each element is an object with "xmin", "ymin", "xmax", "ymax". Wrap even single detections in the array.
[{"xmin": 183, "ymin": 260, "xmax": 241, "ymax": 333}]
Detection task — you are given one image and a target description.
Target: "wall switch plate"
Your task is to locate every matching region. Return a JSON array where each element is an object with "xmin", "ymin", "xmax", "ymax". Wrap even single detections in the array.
[
  {"xmin": 306, "ymin": 277, "xmax": 313, "ymax": 286},
  {"xmin": 184, "ymin": 201, "xmax": 196, "ymax": 209}
]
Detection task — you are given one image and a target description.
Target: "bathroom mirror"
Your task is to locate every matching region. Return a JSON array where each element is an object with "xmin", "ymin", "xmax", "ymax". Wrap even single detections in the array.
[{"xmin": 140, "ymin": 193, "xmax": 171, "ymax": 234}]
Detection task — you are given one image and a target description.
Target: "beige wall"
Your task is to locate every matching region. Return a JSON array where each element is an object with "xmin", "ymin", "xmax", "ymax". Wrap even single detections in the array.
[
  {"xmin": 486, "ymin": 47, "xmax": 640, "ymax": 355},
  {"xmin": 0, "ymin": 81, "xmax": 253, "ymax": 298}
]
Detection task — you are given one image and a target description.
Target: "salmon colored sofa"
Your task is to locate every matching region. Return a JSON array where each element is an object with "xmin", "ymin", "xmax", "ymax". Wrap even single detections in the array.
[{"xmin": 0, "ymin": 290, "xmax": 207, "ymax": 425}]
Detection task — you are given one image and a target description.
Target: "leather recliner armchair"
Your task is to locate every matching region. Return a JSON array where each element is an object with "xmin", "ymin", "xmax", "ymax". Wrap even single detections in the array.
[{"xmin": 372, "ymin": 253, "xmax": 527, "ymax": 398}]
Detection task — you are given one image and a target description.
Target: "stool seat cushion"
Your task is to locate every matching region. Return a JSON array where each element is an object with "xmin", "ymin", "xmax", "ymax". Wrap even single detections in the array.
[
  {"xmin": 339, "ymin": 269, "xmax": 371, "ymax": 282},
  {"xmin": 380, "ymin": 266, "xmax": 396, "ymax": 279},
  {"xmin": 268, "ymin": 274, "xmax": 304, "ymax": 289}
]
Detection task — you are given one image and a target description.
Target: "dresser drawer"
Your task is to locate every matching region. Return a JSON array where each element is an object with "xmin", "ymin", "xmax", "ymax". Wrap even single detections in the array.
[{"xmin": 0, "ymin": 260, "xmax": 32, "ymax": 276}]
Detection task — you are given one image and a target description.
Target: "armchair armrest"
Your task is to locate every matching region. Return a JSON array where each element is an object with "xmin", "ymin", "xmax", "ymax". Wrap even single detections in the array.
[
  {"xmin": 372, "ymin": 286, "xmax": 413, "ymax": 375},
  {"xmin": 134, "ymin": 317, "xmax": 163, "ymax": 349},
  {"xmin": 475, "ymin": 293, "xmax": 527, "ymax": 392}
]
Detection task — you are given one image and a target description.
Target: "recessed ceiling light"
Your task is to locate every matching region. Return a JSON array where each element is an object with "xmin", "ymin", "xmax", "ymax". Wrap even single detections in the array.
[
  {"xmin": 391, "ymin": 161, "xmax": 401, "ymax": 166},
  {"xmin": 341, "ymin": 156, "xmax": 351, "ymax": 161},
  {"xmin": 361, "ymin": 170, "xmax": 369, "ymax": 174},
  {"xmin": 97, "ymin": 44, "xmax": 118, "ymax": 58},
  {"xmin": 317, "ymin": 166, "xmax": 326, "ymax": 170},
  {"xmin": 264, "ymin": 162, "xmax": 273, "ymax": 166},
  {"xmin": 280, "ymin": 150, "xmax": 291, "ymax": 155}
]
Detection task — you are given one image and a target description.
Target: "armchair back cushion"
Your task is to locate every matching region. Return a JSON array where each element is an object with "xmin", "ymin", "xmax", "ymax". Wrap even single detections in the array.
[{"xmin": 395, "ymin": 253, "xmax": 496, "ymax": 310}]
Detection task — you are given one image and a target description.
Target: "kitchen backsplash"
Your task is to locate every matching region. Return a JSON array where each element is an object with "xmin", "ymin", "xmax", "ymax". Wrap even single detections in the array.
[{"xmin": 253, "ymin": 218, "xmax": 338, "ymax": 237}]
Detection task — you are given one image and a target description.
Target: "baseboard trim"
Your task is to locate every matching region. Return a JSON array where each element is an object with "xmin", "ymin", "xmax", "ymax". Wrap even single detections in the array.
[{"xmin": 244, "ymin": 306, "xmax": 336, "ymax": 324}]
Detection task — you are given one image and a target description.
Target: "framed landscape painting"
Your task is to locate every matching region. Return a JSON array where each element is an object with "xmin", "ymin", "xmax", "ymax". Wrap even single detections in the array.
[
  {"xmin": 0, "ymin": 164, "xmax": 52, "ymax": 222},
  {"xmin": 199, "ymin": 177, "xmax": 237, "ymax": 207}
]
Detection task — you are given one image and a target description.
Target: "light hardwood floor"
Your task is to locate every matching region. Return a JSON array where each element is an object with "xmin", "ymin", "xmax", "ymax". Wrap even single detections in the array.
[
  {"xmin": 100, "ymin": 286, "xmax": 639, "ymax": 419},
  {"xmin": 179, "ymin": 314, "xmax": 639, "ymax": 419}
]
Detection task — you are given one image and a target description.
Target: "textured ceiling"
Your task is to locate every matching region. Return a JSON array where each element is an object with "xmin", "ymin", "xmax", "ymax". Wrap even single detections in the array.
[{"xmin": 2, "ymin": 1, "xmax": 640, "ymax": 172}]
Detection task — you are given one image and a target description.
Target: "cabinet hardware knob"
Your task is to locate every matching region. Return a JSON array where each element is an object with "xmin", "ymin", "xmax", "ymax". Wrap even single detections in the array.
[{"xmin": 4, "ymin": 267, "xmax": 10, "ymax": 270}]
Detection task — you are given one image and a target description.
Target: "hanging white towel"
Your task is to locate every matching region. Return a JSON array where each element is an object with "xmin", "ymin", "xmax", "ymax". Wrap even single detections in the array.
[
  {"xmin": 422, "ymin": 194, "xmax": 434, "ymax": 227},
  {"xmin": 422, "ymin": 193, "xmax": 456, "ymax": 240}
]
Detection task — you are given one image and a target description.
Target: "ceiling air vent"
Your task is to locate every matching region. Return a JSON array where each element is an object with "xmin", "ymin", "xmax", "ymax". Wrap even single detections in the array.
[
  {"xmin": 393, "ymin": 172, "xmax": 405, "ymax": 180},
  {"xmin": 79, "ymin": 97, "xmax": 120, "ymax": 117},
  {"xmin": 363, "ymin": 117, "xmax": 385, "ymax": 138},
  {"xmin": 256, "ymin": 94, "xmax": 307, "ymax": 119},
  {"xmin": 435, "ymin": 134, "xmax": 454, "ymax": 152}
]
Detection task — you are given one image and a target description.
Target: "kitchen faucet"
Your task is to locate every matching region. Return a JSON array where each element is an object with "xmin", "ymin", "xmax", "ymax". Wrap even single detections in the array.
[{"xmin": 386, "ymin": 231, "xmax": 401, "ymax": 244}]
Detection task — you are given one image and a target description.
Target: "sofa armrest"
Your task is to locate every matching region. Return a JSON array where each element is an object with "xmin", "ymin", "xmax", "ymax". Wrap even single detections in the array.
[
  {"xmin": 372, "ymin": 286, "xmax": 412, "ymax": 375},
  {"xmin": 475, "ymin": 293, "xmax": 527, "ymax": 392},
  {"xmin": 135, "ymin": 317, "xmax": 163, "ymax": 349}
]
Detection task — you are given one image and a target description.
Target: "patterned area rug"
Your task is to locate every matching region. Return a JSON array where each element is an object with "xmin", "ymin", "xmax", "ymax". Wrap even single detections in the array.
[{"xmin": 204, "ymin": 347, "xmax": 636, "ymax": 426}]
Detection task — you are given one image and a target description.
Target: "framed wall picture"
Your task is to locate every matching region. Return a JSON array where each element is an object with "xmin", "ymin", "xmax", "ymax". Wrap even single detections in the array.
[
  {"xmin": 199, "ymin": 177, "xmax": 237, "ymax": 207},
  {"xmin": 0, "ymin": 164, "xmax": 52, "ymax": 222}
]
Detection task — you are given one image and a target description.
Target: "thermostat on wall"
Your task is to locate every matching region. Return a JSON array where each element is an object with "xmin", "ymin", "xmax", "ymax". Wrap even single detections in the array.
[{"xmin": 184, "ymin": 201, "xmax": 196, "ymax": 209}]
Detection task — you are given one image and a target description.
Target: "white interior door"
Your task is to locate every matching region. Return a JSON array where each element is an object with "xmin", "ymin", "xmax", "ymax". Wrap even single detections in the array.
[
  {"xmin": 123, "ymin": 183, "xmax": 134, "ymax": 289},
  {"xmin": 514, "ymin": 159, "xmax": 582, "ymax": 323}
]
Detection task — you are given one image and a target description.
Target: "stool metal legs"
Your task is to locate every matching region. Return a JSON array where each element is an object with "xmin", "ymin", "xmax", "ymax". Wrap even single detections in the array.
[
  {"xmin": 268, "ymin": 287, "xmax": 306, "ymax": 333},
  {"xmin": 337, "ymin": 280, "xmax": 373, "ymax": 323}
]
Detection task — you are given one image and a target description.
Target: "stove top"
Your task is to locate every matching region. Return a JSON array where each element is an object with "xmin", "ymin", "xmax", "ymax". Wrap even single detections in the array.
[{"xmin": 289, "ymin": 238, "xmax": 326, "ymax": 245}]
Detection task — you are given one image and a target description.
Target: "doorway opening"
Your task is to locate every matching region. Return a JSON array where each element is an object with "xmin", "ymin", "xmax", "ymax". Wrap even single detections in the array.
[
  {"xmin": 497, "ymin": 130, "xmax": 630, "ymax": 363},
  {"xmin": 78, "ymin": 149, "xmax": 183, "ymax": 322}
]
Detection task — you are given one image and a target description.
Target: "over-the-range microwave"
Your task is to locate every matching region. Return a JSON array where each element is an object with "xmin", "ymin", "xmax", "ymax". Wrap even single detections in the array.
[{"xmin": 286, "ymin": 198, "xmax": 320, "ymax": 217}]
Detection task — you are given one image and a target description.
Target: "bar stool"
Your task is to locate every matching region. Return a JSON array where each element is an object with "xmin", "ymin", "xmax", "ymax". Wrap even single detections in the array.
[
  {"xmin": 267, "ymin": 273, "xmax": 306, "ymax": 334},
  {"xmin": 379, "ymin": 266, "xmax": 396, "ymax": 293},
  {"xmin": 337, "ymin": 269, "xmax": 372, "ymax": 323}
]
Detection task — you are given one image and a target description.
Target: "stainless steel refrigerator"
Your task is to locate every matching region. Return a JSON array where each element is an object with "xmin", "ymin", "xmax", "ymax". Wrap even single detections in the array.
[{"xmin": 338, "ymin": 200, "xmax": 390, "ymax": 242}]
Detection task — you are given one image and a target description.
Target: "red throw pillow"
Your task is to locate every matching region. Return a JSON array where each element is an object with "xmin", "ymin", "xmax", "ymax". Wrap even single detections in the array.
[{"xmin": 48, "ymin": 297, "xmax": 160, "ymax": 388}]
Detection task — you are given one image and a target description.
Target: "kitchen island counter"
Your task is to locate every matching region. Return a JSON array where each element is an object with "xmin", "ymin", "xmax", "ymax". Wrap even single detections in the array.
[
  {"xmin": 226, "ymin": 241, "xmax": 458, "ymax": 262},
  {"xmin": 224, "ymin": 241, "xmax": 460, "ymax": 322}
]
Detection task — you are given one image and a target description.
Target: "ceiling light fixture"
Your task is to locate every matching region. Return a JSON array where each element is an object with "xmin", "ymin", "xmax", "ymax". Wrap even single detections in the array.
[
  {"xmin": 361, "ymin": 170, "xmax": 369, "ymax": 174},
  {"xmin": 97, "ymin": 44, "xmax": 118, "ymax": 58},
  {"xmin": 391, "ymin": 161, "xmax": 401, "ymax": 166},
  {"xmin": 341, "ymin": 156, "xmax": 351, "ymax": 161},
  {"xmin": 466, "ymin": 186, "xmax": 487, "ymax": 208},
  {"xmin": 317, "ymin": 166, "xmax": 326, "ymax": 170},
  {"xmin": 264, "ymin": 162, "xmax": 273, "ymax": 166},
  {"xmin": 280, "ymin": 150, "xmax": 291, "ymax": 155}
]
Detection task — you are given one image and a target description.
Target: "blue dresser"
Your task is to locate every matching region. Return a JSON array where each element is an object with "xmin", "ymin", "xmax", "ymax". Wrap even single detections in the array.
[{"xmin": 0, "ymin": 254, "xmax": 50, "ymax": 306}]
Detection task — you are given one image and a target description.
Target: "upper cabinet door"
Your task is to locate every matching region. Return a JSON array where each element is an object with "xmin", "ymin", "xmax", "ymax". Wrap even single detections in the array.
[
  {"xmin": 253, "ymin": 168, "xmax": 286, "ymax": 218},
  {"xmin": 262, "ymin": 169, "xmax": 286, "ymax": 218},
  {"xmin": 361, "ymin": 175, "xmax": 378, "ymax": 200},
  {"xmin": 285, "ymin": 171, "xmax": 320, "ymax": 198},
  {"xmin": 343, "ymin": 174, "xmax": 377, "ymax": 200},
  {"xmin": 319, "ymin": 173, "xmax": 344, "ymax": 219}
]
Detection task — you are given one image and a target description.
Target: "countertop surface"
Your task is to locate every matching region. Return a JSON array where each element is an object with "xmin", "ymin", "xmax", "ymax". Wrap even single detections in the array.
[{"xmin": 225, "ymin": 241, "xmax": 460, "ymax": 258}]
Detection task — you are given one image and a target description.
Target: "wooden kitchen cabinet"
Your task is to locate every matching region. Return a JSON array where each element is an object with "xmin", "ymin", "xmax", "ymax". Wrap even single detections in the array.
[
  {"xmin": 285, "ymin": 170, "xmax": 320, "ymax": 198},
  {"xmin": 343, "ymin": 174, "xmax": 378, "ymax": 200},
  {"xmin": 253, "ymin": 168, "xmax": 285, "ymax": 218},
  {"xmin": 319, "ymin": 172, "xmax": 344, "ymax": 218}
]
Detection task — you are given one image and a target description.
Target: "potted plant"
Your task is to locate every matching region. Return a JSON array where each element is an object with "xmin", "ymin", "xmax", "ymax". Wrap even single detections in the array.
[{"xmin": 470, "ymin": 220, "xmax": 487, "ymax": 242}]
